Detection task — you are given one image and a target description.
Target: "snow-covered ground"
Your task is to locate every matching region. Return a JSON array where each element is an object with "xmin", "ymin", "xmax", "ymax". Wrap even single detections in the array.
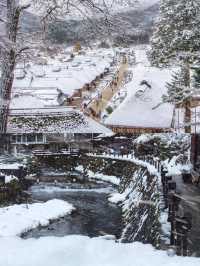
[
  {"xmin": 0, "ymin": 235, "xmax": 200, "ymax": 266},
  {"xmin": 0, "ymin": 199, "xmax": 74, "ymax": 237},
  {"xmin": 105, "ymin": 47, "xmax": 175, "ymax": 129}
]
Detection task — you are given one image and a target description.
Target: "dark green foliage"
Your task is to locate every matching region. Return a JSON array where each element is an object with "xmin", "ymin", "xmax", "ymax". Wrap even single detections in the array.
[
  {"xmin": 0, "ymin": 179, "xmax": 23, "ymax": 205},
  {"xmin": 133, "ymin": 134, "xmax": 190, "ymax": 163},
  {"xmin": 163, "ymin": 67, "xmax": 191, "ymax": 104},
  {"xmin": 106, "ymin": 106, "xmax": 113, "ymax": 114},
  {"xmin": 7, "ymin": 179, "xmax": 22, "ymax": 200},
  {"xmin": 193, "ymin": 67, "xmax": 200, "ymax": 88},
  {"xmin": 150, "ymin": 0, "xmax": 200, "ymax": 67}
]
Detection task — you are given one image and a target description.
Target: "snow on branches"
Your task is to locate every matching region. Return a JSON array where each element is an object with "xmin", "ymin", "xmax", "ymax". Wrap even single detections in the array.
[
  {"xmin": 150, "ymin": 0, "xmax": 200, "ymax": 67},
  {"xmin": 149, "ymin": 0, "xmax": 200, "ymax": 132}
]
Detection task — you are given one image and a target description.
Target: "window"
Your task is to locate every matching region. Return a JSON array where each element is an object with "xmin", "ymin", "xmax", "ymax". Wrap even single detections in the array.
[
  {"xmin": 11, "ymin": 135, "xmax": 16, "ymax": 143},
  {"xmin": 22, "ymin": 135, "xmax": 27, "ymax": 143},
  {"xmin": 17, "ymin": 135, "xmax": 22, "ymax": 143},
  {"xmin": 27, "ymin": 134, "xmax": 36, "ymax": 143},
  {"xmin": 36, "ymin": 134, "xmax": 44, "ymax": 143}
]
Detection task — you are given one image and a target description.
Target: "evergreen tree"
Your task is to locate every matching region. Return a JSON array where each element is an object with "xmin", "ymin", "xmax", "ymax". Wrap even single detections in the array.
[
  {"xmin": 192, "ymin": 67, "xmax": 200, "ymax": 89},
  {"xmin": 163, "ymin": 67, "xmax": 193, "ymax": 105},
  {"xmin": 150, "ymin": 0, "xmax": 200, "ymax": 133},
  {"xmin": 150, "ymin": 0, "xmax": 200, "ymax": 67}
]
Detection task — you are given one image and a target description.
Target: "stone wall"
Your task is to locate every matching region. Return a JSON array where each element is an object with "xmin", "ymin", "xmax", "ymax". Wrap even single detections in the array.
[{"xmin": 120, "ymin": 164, "xmax": 161, "ymax": 247}]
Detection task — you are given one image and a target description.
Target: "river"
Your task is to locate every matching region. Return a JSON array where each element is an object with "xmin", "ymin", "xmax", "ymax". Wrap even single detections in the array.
[{"xmin": 22, "ymin": 180, "xmax": 122, "ymax": 239}]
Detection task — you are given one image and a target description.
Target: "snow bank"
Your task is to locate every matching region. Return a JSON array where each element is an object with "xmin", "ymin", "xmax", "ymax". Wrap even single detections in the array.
[
  {"xmin": 88, "ymin": 170, "xmax": 120, "ymax": 185},
  {"xmin": 75, "ymin": 165, "xmax": 120, "ymax": 185},
  {"xmin": 0, "ymin": 235, "xmax": 199, "ymax": 266},
  {"xmin": 108, "ymin": 192, "xmax": 126, "ymax": 204},
  {"xmin": 0, "ymin": 200, "xmax": 75, "ymax": 237}
]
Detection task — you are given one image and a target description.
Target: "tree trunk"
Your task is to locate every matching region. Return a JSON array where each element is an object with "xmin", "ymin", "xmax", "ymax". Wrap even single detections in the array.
[
  {"xmin": 184, "ymin": 98, "xmax": 191, "ymax": 134},
  {"xmin": 0, "ymin": 0, "xmax": 20, "ymax": 133},
  {"xmin": 182, "ymin": 62, "xmax": 191, "ymax": 133},
  {"xmin": 0, "ymin": 50, "xmax": 16, "ymax": 133}
]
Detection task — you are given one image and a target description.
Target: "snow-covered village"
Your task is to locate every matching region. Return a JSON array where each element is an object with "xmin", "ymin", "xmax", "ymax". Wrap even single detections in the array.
[{"xmin": 1, "ymin": 0, "xmax": 200, "ymax": 266}]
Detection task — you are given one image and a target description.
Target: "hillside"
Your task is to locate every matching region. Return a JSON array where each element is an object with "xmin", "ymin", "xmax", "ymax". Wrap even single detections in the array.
[{"xmin": 17, "ymin": 2, "xmax": 159, "ymax": 45}]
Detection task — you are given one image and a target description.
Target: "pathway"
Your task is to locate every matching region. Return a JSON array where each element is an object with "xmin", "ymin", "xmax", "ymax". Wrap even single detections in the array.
[
  {"xmin": 174, "ymin": 175, "xmax": 200, "ymax": 256},
  {"xmin": 86, "ymin": 61, "xmax": 128, "ymax": 120}
]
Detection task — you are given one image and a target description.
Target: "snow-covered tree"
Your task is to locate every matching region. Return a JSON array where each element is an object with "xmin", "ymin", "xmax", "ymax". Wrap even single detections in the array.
[
  {"xmin": 163, "ymin": 71, "xmax": 187, "ymax": 105},
  {"xmin": 150, "ymin": 0, "xmax": 200, "ymax": 133},
  {"xmin": 163, "ymin": 66, "xmax": 200, "ymax": 104},
  {"xmin": 192, "ymin": 67, "xmax": 200, "ymax": 88},
  {"xmin": 0, "ymin": 0, "xmax": 31, "ymax": 133}
]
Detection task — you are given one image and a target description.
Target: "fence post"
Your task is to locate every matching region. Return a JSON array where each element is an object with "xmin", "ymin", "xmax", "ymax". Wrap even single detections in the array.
[
  {"xmin": 174, "ymin": 214, "xmax": 192, "ymax": 256},
  {"xmin": 0, "ymin": 175, "xmax": 5, "ymax": 186},
  {"xmin": 157, "ymin": 161, "xmax": 161, "ymax": 172},
  {"xmin": 168, "ymin": 193, "xmax": 181, "ymax": 246}
]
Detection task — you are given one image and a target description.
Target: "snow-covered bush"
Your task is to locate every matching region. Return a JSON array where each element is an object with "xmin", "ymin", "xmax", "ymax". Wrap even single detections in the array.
[{"xmin": 133, "ymin": 133, "xmax": 190, "ymax": 163}]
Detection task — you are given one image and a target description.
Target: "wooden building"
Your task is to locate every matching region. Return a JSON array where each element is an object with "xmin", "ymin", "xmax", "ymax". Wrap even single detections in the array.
[
  {"xmin": 7, "ymin": 107, "xmax": 113, "ymax": 154},
  {"xmin": 109, "ymin": 125, "xmax": 172, "ymax": 134},
  {"xmin": 191, "ymin": 134, "xmax": 200, "ymax": 171}
]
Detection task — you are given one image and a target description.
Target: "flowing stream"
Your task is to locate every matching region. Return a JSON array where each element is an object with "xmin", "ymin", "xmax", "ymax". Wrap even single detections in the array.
[{"xmin": 22, "ymin": 180, "xmax": 122, "ymax": 239}]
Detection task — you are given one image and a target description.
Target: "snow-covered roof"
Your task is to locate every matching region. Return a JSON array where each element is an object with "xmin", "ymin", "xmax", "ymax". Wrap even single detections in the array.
[
  {"xmin": 11, "ymin": 87, "xmax": 62, "ymax": 109},
  {"xmin": 105, "ymin": 64, "xmax": 174, "ymax": 129},
  {"xmin": 12, "ymin": 50, "xmax": 113, "ymax": 98},
  {"xmin": 7, "ymin": 108, "xmax": 112, "ymax": 135},
  {"xmin": 10, "ymin": 94, "xmax": 56, "ymax": 111}
]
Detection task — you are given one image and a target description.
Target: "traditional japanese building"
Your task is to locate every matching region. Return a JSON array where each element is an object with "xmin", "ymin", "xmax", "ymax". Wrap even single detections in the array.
[{"xmin": 7, "ymin": 107, "xmax": 113, "ymax": 153}]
